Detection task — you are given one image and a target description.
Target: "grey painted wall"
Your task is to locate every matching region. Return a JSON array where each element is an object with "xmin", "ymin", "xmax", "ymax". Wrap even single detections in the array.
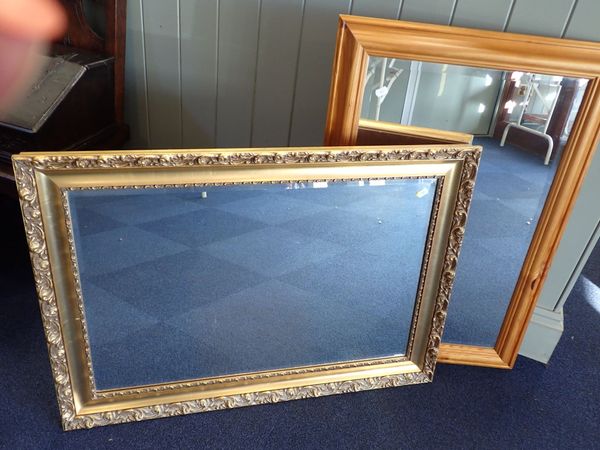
[
  {"xmin": 406, "ymin": 63, "xmax": 502, "ymax": 134},
  {"xmin": 123, "ymin": 0, "xmax": 600, "ymax": 358},
  {"xmin": 123, "ymin": 0, "xmax": 594, "ymax": 150},
  {"xmin": 361, "ymin": 59, "xmax": 503, "ymax": 135}
]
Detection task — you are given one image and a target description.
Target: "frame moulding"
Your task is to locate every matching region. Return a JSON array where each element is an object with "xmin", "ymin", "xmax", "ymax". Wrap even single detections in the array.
[
  {"xmin": 324, "ymin": 15, "xmax": 600, "ymax": 369},
  {"xmin": 13, "ymin": 144, "xmax": 480, "ymax": 429}
]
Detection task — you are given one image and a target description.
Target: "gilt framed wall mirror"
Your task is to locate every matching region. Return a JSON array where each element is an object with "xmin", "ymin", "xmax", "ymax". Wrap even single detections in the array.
[
  {"xmin": 325, "ymin": 15, "xmax": 600, "ymax": 368},
  {"xmin": 13, "ymin": 145, "xmax": 479, "ymax": 429}
]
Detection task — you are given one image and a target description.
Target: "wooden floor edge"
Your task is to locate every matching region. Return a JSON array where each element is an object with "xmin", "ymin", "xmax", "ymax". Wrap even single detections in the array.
[{"xmin": 438, "ymin": 343, "xmax": 511, "ymax": 369}]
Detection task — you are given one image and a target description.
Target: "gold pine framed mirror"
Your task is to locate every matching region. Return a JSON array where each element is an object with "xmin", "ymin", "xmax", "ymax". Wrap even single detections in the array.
[
  {"xmin": 13, "ymin": 145, "xmax": 479, "ymax": 429},
  {"xmin": 324, "ymin": 15, "xmax": 600, "ymax": 368}
]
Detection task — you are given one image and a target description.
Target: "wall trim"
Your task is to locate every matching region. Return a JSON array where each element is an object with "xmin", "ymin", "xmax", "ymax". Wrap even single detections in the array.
[{"xmin": 519, "ymin": 307, "xmax": 564, "ymax": 364}]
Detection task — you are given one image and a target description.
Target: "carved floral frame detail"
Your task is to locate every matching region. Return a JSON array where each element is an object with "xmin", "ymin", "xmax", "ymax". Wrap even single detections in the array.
[{"xmin": 13, "ymin": 145, "xmax": 480, "ymax": 430}]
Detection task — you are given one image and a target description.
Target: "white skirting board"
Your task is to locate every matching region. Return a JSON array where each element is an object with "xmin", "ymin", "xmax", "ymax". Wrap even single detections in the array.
[{"xmin": 519, "ymin": 307, "xmax": 564, "ymax": 364}]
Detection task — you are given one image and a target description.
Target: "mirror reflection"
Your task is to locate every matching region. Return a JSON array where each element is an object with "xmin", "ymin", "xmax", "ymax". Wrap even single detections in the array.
[
  {"xmin": 68, "ymin": 179, "xmax": 436, "ymax": 389},
  {"xmin": 362, "ymin": 57, "xmax": 587, "ymax": 345}
]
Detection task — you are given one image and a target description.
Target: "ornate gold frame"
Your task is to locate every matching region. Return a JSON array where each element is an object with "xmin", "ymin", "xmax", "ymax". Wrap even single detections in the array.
[
  {"xmin": 13, "ymin": 145, "xmax": 480, "ymax": 430},
  {"xmin": 324, "ymin": 15, "xmax": 600, "ymax": 369}
]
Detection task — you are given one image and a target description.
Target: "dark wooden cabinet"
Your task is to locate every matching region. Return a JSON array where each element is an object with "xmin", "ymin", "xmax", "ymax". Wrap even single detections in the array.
[{"xmin": 0, "ymin": 0, "xmax": 127, "ymax": 196}]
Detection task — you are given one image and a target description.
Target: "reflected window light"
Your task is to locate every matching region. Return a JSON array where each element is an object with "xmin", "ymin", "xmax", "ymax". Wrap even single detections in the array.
[
  {"xmin": 312, "ymin": 181, "xmax": 328, "ymax": 189},
  {"xmin": 578, "ymin": 78, "xmax": 588, "ymax": 87},
  {"xmin": 552, "ymin": 75, "xmax": 563, "ymax": 82},
  {"xmin": 369, "ymin": 180, "xmax": 386, "ymax": 186},
  {"xmin": 582, "ymin": 276, "xmax": 600, "ymax": 315},
  {"xmin": 358, "ymin": 180, "xmax": 365, "ymax": 187},
  {"xmin": 505, "ymin": 100, "xmax": 516, "ymax": 113},
  {"xmin": 416, "ymin": 188, "xmax": 429, "ymax": 198},
  {"xmin": 511, "ymin": 71, "xmax": 524, "ymax": 88},
  {"xmin": 478, "ymin": 103, "xmax": 486, "ymax": 113},
  {"xmin": 546, "ymin": 92, "xmax": 557, "ymax": 102},
  {"xmin": 375, "ymin": 86, "xmax": 389, "ymax": 99},
  {"xmin": 484, "ymin": 74, "xmax": 493, "ymax": 86}
]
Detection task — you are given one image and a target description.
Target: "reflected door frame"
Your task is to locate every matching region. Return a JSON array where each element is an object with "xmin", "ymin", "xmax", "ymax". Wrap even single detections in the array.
[
  {"xmin": 400, "ymin": 61, "xmax": 422, "ymax": 125},
  {"xmin": 324, "ymin": 15, "xmax": 600, "ymax": 368}
]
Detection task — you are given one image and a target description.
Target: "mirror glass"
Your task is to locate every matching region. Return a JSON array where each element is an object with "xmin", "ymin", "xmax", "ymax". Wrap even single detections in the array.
[
  {"xmin": 68, "ymin": 179, "xmax": 436, "ymax": 390},
  {"xmin": 362, "ymin": 56, "xmax": 588, "ymax": 345}
]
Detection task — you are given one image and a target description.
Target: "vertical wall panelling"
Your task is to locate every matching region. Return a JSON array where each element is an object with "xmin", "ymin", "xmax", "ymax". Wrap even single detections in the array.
[
  {"xmin": 180, "ymin": 0, "xmax": 219, "ymax": 148},
  {"xmin": 351, "ymin": 0, "xmax": 402, "ymax": 19},
  {"xmin": 123, "ymin": 0, "xmax": 149, "ymax": 148},
  {"xmin": 533, "ymin": 0, "xmax": 600, "ymax": 311},
  {"xmin": 501, "ymin": 0, "xmax": 516, "ymax": 31},
  {"xmin": 216, "ymin": 0, "xmax": 262, "ymax": 147},
  {"xmin": 251, "ymin": 0, "xmax": 305, "ymax": 147},
  {"xmin": 536, "ymin": 149, "xmax": 600, "ymax": 311},
  {"xmin": 557, "ymin": 219, "xmax": 600, "ymax": 310},
  {"xmin": 141, "ymin": 0, "xmax": 182, "ymax": 148},
  {"xmin": 562, "ymin": 0, "xmax": 600, "ymax": 41},
  {"xmin": 559, "ymin": 0, "xmax": 579, "ymax": 38},
  {"xmin": 505, "ymin": 0, "xmax": 576, "ymax": 37},
  {"xmin": 288, "ymin": 0, "xmax": 352, "ymax": 146},
  {"xmin": 451, "ymin": 0, "xmax": 513, "ymax": 31},
  {"xmin": 399, "ymin": 0, "xmax": 456, "ymax": 25}
]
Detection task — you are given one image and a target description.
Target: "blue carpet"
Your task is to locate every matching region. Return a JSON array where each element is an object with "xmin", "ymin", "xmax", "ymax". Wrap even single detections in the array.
[
  {"xmin": 69, "ymin": 180, "xmax": 434, "ymax": 389},
  {"xmin": 1, "ymin": 193, "xmax": 599, "ymax": 448},
  {"xmin": 443, "ymin": 137, "xmax": 557, "ymax": 345}
]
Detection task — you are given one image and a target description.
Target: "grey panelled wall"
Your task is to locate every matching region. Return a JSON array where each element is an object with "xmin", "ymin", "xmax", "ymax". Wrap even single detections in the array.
[
  {"xmin": 124, "ymin": 0, "xmax": 594, "ymax": 150},
  {"xmin": 123, "ymin": 0, "xmax": 600, "ymax": 362}
]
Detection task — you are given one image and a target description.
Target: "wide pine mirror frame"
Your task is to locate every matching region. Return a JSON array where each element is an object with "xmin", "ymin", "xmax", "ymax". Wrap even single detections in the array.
[{"xmin": 325, "ymin": 15, "xmax": 600, "ymax": 369}]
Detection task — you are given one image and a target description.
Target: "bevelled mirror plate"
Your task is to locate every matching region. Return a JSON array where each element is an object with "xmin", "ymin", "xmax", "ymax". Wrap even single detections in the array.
[
  {"xmin": 13, "ymin": 146, "xmax": 479, "ymax": 430},
  {"xmin": 361, "ymin": 56, "xmax": 587, "ymax": 347}
]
